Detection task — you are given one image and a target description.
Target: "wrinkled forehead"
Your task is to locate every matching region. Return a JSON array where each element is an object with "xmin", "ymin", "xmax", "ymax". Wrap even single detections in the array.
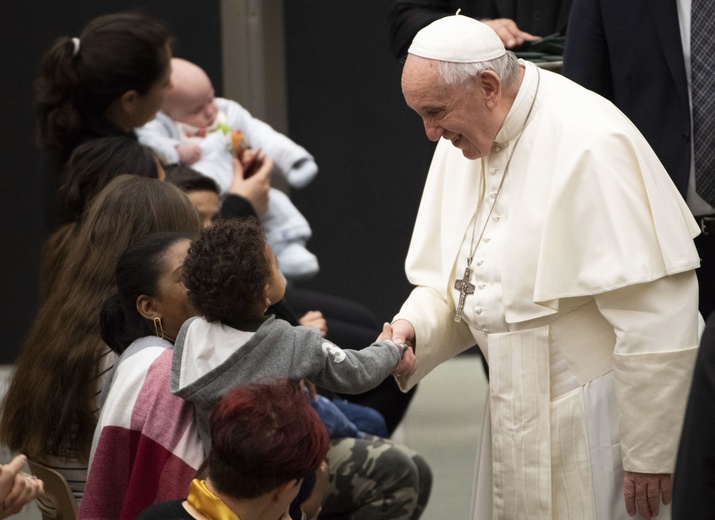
[{"xmin": 401, "ymin": 55, "xmax": 440, "ymax": 95}]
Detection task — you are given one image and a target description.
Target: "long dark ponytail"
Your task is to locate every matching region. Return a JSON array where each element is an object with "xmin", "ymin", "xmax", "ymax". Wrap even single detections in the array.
[{"xmin": 35, "ymin": 11, "xmax": 172, "ymax": 156}]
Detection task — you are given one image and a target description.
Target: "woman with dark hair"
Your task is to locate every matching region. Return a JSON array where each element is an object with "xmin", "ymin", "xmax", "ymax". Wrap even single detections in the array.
[
  {"xmin": 136, "ymin": 381, "xmax": 330, "ymax": 520},
  {"xmin": 60, "ymin": 136, "xmax": 163, "ymax": 222},
  {"xmin": 84, "ymin": 232, "xmax": 322, "ymax": 520},
  {"xmin": 40, "ymin": 136, "xmax": 163, "ymax": 298},
  {"xmin": 0, "ymin": 176, "xmax": 201, "ymax": 504},
  {"xmin": 80, "ymin": 232, "xmax": 203, "ymax": 519},
  {"xmin": 36, "ymin": 10, "xmax": 173, "ymax": 229}
]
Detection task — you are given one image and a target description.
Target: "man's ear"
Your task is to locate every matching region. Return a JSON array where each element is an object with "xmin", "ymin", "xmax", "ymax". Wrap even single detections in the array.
[
  {"xmin": 136, "ymin": 294, "xmax": 160, "ymax": 321},
  {"xmin": 480, "ymin": 70, "xmax": 501, "ymax": 108}
]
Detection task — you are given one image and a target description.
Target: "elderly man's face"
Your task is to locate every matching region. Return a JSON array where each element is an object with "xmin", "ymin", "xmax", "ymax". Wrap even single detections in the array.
[{"xmin": 402, "ymin": 56, "xmax": 499, "ymax": 160}]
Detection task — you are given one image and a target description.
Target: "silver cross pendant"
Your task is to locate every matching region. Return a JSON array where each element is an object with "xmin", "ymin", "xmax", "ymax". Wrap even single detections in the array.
[{"xmin": 454, "ymin": 265, "xmax": 475, "ymax": 322}]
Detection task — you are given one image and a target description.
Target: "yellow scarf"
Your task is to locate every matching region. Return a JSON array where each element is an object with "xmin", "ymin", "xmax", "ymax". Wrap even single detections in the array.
[{"xmin": 186, "ymin": 478, "xmax": 240, "ymax": 520}]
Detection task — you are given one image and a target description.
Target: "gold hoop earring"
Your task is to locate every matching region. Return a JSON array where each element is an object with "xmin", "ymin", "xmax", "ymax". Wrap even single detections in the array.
[{"xmin": 154, "ymin": 317, "xmax": 164, "ymax": 339}]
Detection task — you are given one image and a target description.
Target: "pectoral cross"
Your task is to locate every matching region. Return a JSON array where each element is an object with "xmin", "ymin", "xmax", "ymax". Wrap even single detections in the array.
[{"xmin": 454, "ymin": 265, "xmax": 475, "ymax": 322}]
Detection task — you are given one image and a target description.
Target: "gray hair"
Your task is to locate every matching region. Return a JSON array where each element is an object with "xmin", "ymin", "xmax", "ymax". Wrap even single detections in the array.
[{"xmin": 437, "ymin": 51, "xmax": 519, "ymax": 91}]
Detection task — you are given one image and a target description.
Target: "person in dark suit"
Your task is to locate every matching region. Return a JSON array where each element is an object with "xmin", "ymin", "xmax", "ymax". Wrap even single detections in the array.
[
  {"xmin": 389, "ymin": 0, "xmax": 572, "ymax": 60},
  {"xmin": 673, "ymin": 310, "xmax": 715, "ymax": 519},
  {"xmin": 562, "ymin": 0, "xmax": 715, "ymax": 319}
]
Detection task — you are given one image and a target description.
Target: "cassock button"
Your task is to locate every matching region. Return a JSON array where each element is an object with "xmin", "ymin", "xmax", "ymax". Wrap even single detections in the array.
[
  {"xmin": 493, "ymin": 215, "xmax": 500, "ymax": 223},
  {"xmin": 490, "ymin": 168, "xmax": 499, "ymax": 175},
  {"xmin": 476, "ymin": 259, "xmax": 484, "ymax": 266},
  {"xmin": 490, "ymin": 192, "xmax": 497, "ymax": 199},
  {"xmin": 484, "ymin": 237, "xmax": 491, "ymax": 243},
  {"xmin": 475, "ymin": 307, "xmax": 485, "ymax": 315},
  {"xmin": 478, "ymin": 283, "xmax": 486, "ymax": 289}
]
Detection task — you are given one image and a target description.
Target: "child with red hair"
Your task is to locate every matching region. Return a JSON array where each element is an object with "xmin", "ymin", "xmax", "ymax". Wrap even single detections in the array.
[{"xmin": 136, "ymin": 380, "xmax": 330, "ymax": 519}]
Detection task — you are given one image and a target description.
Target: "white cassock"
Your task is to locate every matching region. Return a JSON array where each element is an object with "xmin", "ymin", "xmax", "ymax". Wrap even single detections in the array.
[{"xmin": 394, "ymin": 61, "xmax": 701, "ymax": 520}]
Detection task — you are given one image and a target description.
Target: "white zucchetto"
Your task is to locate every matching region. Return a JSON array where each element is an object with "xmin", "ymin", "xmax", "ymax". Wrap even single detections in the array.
[{"xmin": 408, "ymin": 13, "xmax": 506, "ymax": 63}]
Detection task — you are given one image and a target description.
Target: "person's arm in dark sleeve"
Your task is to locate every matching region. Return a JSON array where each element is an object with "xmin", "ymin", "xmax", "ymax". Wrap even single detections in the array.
[
  {"xmin": 388, "ymin": 0, "xmax": 452, "ymax": 60},
  {"xmin": 673, "ymin": 313, "xmax": 715, "ymax": 519},
  {"xmin": 561, "ymin": 0, "xmax": 613, "ymax": 99},
  {"xmin": 220, "ymin": 193, "xmax": 258, "ymax": 220}
]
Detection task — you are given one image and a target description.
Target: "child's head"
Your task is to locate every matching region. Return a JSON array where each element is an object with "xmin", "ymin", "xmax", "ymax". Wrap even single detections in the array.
[
  {"xmin": 207, "ymin": 381, "xmax": 329, "ymax": 503},
  {"xmin": 164, "ymin": 164, "xmax": 221, "ymax": 228},
  {"xmin": 162, "ymin": 58, "xmax": 218, "ymax": 129},
  {"xmin": 183, "ymin": 218, "xmax": 285, "ymax": 324}
]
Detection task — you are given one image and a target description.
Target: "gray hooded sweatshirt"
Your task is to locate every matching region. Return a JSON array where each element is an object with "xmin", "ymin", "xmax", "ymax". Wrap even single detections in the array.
[{"xmin": 171, "ymin": 315, "xmax": 406, "ymax": 451}]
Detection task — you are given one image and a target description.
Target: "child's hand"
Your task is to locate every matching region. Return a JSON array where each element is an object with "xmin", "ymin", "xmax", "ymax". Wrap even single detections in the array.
[
  {"xmin": 393, "ymin": 345, "xmax": 417, "ymax": 379},
  {"xmin": 176, "ymin": 142, "xmax": 201, "ymax": 164},
  {"xmin": 380, "ymin": 322, "xmax": 417, "ymax": 379},
  {"xmin": 300, "ymin": 379, "xmax": 318, "ymax": 401}
]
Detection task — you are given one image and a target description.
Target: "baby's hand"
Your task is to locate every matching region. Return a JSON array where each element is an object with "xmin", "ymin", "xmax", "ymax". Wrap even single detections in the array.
[
  {"xmin": 176, "ymin": 142, "xmax": 202, "ymax": 164},
  {"xmin": 288, "ymin": 158, "xmax": 319, "ymax": 189},
  {"xmin": 393, "ymin": 345, "xmax": 417, "ymax": 379}
]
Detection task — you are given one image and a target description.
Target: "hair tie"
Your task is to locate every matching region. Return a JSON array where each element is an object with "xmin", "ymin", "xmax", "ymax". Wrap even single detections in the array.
[{"xmin": 71, "ymin": 37, "xmax": 80, "ymax": 57}]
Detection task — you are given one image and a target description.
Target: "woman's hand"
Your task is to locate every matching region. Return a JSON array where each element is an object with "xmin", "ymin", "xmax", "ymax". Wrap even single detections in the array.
[
  {"xmin": 229, "ymin": 150, "xmax": 272, "ymax": 215},
  {"xmin": 0, "ymin": 455, "xmax": 44, "ymax": 518}
]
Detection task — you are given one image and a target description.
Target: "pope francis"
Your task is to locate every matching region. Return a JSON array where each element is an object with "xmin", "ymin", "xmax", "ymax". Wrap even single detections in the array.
[{"xmin": 391, "ymin": 13, "xmax": 701, "ymax": 520}]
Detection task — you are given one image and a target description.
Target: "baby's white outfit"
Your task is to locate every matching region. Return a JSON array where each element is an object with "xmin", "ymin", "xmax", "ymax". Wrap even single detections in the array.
[{"xmin": 137, "ymin": 98, "xmax": 319, "ymax": 280}]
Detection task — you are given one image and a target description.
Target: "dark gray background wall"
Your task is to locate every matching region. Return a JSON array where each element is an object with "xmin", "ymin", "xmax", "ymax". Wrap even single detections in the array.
[
  {"xmin": 0, "ymin": 1, "xmax": 430, "ymax": 363},
  {"xmin": 283, "ymin": 2, "xmax": 432, "ymax": 323}
]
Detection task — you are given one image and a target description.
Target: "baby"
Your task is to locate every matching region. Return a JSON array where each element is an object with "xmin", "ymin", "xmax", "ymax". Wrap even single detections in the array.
[{"xmin": 137, "ymin": 58, "xmax": 319, "ymax": 280}]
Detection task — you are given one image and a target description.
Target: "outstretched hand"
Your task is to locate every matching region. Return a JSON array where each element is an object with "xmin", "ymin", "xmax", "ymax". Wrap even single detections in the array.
[
  {"xmin": 388, "ymin": 319, "xmax": 416, "ymax": 349},
  {"xmin": 229, "ymin": 150, "xmax": 272, "ymax": 215},
  {"xmin": 379, "ymin": 323, "xmax": 417, "ymax": 379},
  {"xmin": 624, "ymin": 471, "xmax": 671, "ymax": 519}
]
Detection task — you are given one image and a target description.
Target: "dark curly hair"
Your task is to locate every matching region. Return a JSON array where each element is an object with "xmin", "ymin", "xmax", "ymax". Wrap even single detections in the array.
[{"xmin": 183, "ymin": 218, "xmax": 271, "ymax": 323}]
